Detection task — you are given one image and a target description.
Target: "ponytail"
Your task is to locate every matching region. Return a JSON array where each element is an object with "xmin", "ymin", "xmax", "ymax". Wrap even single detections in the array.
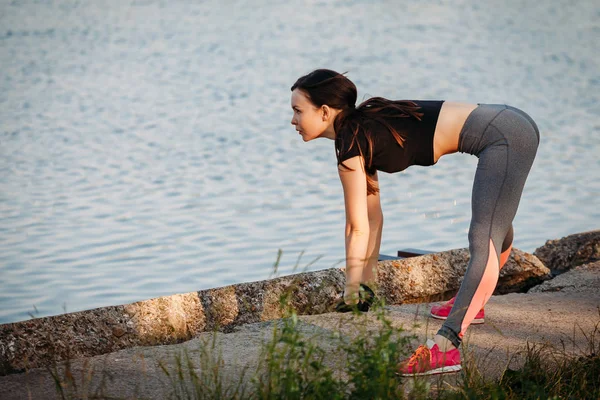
[{"xmin": 335, "ymin": 98, "xmax": 423, "ymax": 195}]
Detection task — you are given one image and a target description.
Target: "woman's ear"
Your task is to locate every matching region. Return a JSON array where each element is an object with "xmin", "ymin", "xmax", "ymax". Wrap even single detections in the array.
[{"xmin": 321, "ymin": 105, "xmax": 330, "ymax": 121}]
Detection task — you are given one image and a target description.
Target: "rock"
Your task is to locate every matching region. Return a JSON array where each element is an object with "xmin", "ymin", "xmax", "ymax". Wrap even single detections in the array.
[
  {"xmin": 2, "ymin": 274, "xmax": 599, "ymax": 400},
  {"xmin": 124, "ymin": 292, "xmax": 206, "ymax": 345},
  {"xmin": 376, "ymin": 247, "xmax": 550, "ymax": 304},
  {"xmin": 377, "ymin": 248, "xmax": 469, "ymax": 304},
  {"xmin": 198, "ymin": 269, "xmax": 345, "ymax": 332},
  {"xmin": 0, "ymin": 291, "xmax": 208, "ymax": 376},
  {"xmin": 534, "ymin": 230, "xmax": 600, "ymax": 275},
  {"xmin": 496, "ymin": 249, "xmax": 552, "ymax": 294},
  {"xmin": 528, "ymin": 261, "xmax": 600, "ymax": 294},
  {"xmin": 0, "ymin": 247, "xmax": 548, "ymax": 375},
  {"xmin": 0, "ymin": 305, "xmax": 139, "ymax": 376},
  {"xmin": 112, "ymin": 327, "xmax": 126, "ymax": 338}
]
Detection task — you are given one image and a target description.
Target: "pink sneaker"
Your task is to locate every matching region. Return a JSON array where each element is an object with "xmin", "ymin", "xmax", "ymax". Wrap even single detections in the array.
[
  {"xmin": 398, "ymin": 341, "xmax": 462, "ymax": 376},
  {"xmin": 430, "ymin": 296, "xmax": 485, "ymax": 324}
]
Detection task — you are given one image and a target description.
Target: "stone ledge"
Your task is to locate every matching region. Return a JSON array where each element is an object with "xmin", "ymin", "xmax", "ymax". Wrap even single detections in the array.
[
  {"xmin": 528, "ymin": 260, "xmax": 600, "ymax": 294},
  {"xmin": 0, "ymin": 247, "xmax": 548, "ymax": 375},
  {"xmin": 377, "ymin": 247, "xmax": 549, "ymax": 304},
  {"xmin": 534, "ymin": 230, "xmax": 600, "ymax": 275}
]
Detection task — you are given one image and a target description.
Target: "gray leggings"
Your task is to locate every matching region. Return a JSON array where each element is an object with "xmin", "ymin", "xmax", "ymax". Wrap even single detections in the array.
[{"xmin": 437, "ymin": 104, "xmax": 540, "ymax": 348}]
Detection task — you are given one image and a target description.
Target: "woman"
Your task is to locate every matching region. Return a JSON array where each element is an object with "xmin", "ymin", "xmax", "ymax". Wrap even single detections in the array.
[{"xmin": 290, "ymin": 69, "xmax": 539, "ymax": 376}]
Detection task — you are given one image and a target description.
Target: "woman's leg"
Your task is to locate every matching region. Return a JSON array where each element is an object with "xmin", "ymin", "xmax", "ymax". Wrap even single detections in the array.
[
  {"xmin": 430, "ymin": 223, "xmax": 512, "ymax": 323},
  {"xmin": 436, "ymin": 108, "xmax": 539, "ymax": 349},
  {"xmin": 399, "ymin": 106, "xmax": 539, "ymax": 375}
]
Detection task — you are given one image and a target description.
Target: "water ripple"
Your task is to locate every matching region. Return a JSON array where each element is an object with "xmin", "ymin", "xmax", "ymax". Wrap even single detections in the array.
[{"xmin": 0, "ymin": 0, "xmax": 598, "ymax": 323}]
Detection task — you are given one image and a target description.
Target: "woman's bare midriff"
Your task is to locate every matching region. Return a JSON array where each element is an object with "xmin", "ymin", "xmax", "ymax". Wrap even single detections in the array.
[{"xmin": 433, "ymin": 101, "xmax": 478, "ymax": 163}]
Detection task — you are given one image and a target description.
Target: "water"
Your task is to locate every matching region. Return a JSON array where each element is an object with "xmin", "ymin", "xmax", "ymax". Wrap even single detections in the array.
[{"xmin": 1, "ymin": 0, "xmax": 598, "ymax": 324}]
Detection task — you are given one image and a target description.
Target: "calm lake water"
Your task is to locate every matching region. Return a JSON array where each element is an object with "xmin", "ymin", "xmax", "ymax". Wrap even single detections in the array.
[{"xmin": 1, "ymin": 0, "xmax": 599, "ymax": 324}]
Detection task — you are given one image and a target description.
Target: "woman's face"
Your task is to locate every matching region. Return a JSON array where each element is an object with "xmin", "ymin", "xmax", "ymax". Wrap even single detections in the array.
[{"xmin": 290, "ymin": 89, "xmax": 327, "ymax": 142}]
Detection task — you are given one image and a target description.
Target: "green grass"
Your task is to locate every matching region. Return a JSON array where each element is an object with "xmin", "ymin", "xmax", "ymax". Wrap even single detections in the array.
[
  {"xmin": 44, "ymin": 251, "xmax": 600, "ymax": 399},
  {"xmin": 159, "ymin": 333, "xmax": 249, "ymax": 400},
  {"xmin": 46, "ymin": 300, "xmax": 600, "ymax": 400},
  {"xmin": 439, "ymin": 322, "xmax": 600, "ymax": 400},
  {"xmin": 155, "ymin": 305, "xmax": 600, "ymax": 400},
  {"xmin": 156, "ymin": 298, "xmax": 415, "ymax": 400}
]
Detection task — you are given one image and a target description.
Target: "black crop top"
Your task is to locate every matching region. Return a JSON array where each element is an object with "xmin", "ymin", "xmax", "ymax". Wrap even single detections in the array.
[{"xmin": 335, "ymin": 100, "xmax": 444, "ymax": 174}]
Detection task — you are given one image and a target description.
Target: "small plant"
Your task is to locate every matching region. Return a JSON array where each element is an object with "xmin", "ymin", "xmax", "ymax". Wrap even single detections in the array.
[
  {"xmin": 159, "ymin": 333, "xmax": 248, "ymax": 400},
  {"xmin": 45, "ymin": 250, "xmax": 600, "ymax": 400},
  {"xmin": 47, "ymin": 344, "xmax": 118, "ymax": 399},
  {"xmin": 253, "ymin": 252, "xmax": 344, "ymax": 399},
  {"xmin": 342, "ymin": 299, "xmax": 414, "ymax": 400},
  {"xmin": 253, "ymin": 253, "xmax": 416, "ymax": 400},
  {"xmin": 252, "ymin": 312, "xmax": 343, "ymax": 400},
  {"xmin": 498, "ymin": 328, "xmax": 600, "ymax": 400},
  {"xmin": 438, "ymin": 318, "xmax": 600, "ymax": 400}
]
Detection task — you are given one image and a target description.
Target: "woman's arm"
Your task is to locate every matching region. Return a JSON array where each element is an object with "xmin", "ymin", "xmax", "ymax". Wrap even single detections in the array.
[
  {"xmin": 338, "ymin": 155, "xmax": 370, "ymax": 301},
  {"xmin": 364, "ymin": 171, "xmax": 383, "ymax": 286}
]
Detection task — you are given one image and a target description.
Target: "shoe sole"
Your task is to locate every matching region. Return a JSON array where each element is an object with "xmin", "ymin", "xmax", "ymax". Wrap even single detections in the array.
[
  {"xmin": 400, "ymin": 364, "xmax": 462, "ymax": 377},
  {"xmin": 429, "ymin": 312, "xmax": 485, "ymax": 324}
]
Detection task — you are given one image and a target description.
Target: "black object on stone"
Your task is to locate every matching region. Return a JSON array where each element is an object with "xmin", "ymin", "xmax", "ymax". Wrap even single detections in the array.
[{"xmin": 334, "ymin": 283, "xmax": 377, "ymax": 313}]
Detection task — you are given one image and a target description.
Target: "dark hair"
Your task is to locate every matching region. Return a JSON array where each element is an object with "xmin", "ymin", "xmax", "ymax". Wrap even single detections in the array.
[{"xmin": 291, "ymin": 69, "xmax": 423, "ymax": 195}]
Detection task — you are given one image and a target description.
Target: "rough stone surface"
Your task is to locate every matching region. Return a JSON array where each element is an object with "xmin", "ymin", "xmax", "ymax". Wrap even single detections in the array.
[
  {"xmin": 495, "ymin": 249, "xmax": 552, "ymax": 294},
  {"xmin": 534, "ymin": 230, "xmax": 600, "ymax": 275},
  {"xmin": 377, "ymin": 247, "xmax": 550, "ymax": 303},
  {"xmin": 0, "ymin": 264, "xmax": 598, "ymax": 400},
  {"xmin": 0, "ymin": 269, "xmax": 345, "ymax": 375},
  {"xmin": 528, "ymin": 261, "xmax": 600, "ymax": 294},
  {"xmin": 0, "ymin": 247, "xmax": 548, "ymax": 376},
  {"xmin": 124, "ymin": 292, "xmax": 206, "ymax": 346},
  {"xmin": 0, "ymin": 291, "xmax": 207, "ymax": 376}
]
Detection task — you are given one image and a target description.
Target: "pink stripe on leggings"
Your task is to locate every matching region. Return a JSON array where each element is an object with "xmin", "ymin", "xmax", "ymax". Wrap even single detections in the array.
[
  {"xmin": 460, "ymin": 239, "xmax": 500, "ymax": 338},
  {"xmin": 499, "ymin": 244, "xmax": 512, "ymax": 270}
]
